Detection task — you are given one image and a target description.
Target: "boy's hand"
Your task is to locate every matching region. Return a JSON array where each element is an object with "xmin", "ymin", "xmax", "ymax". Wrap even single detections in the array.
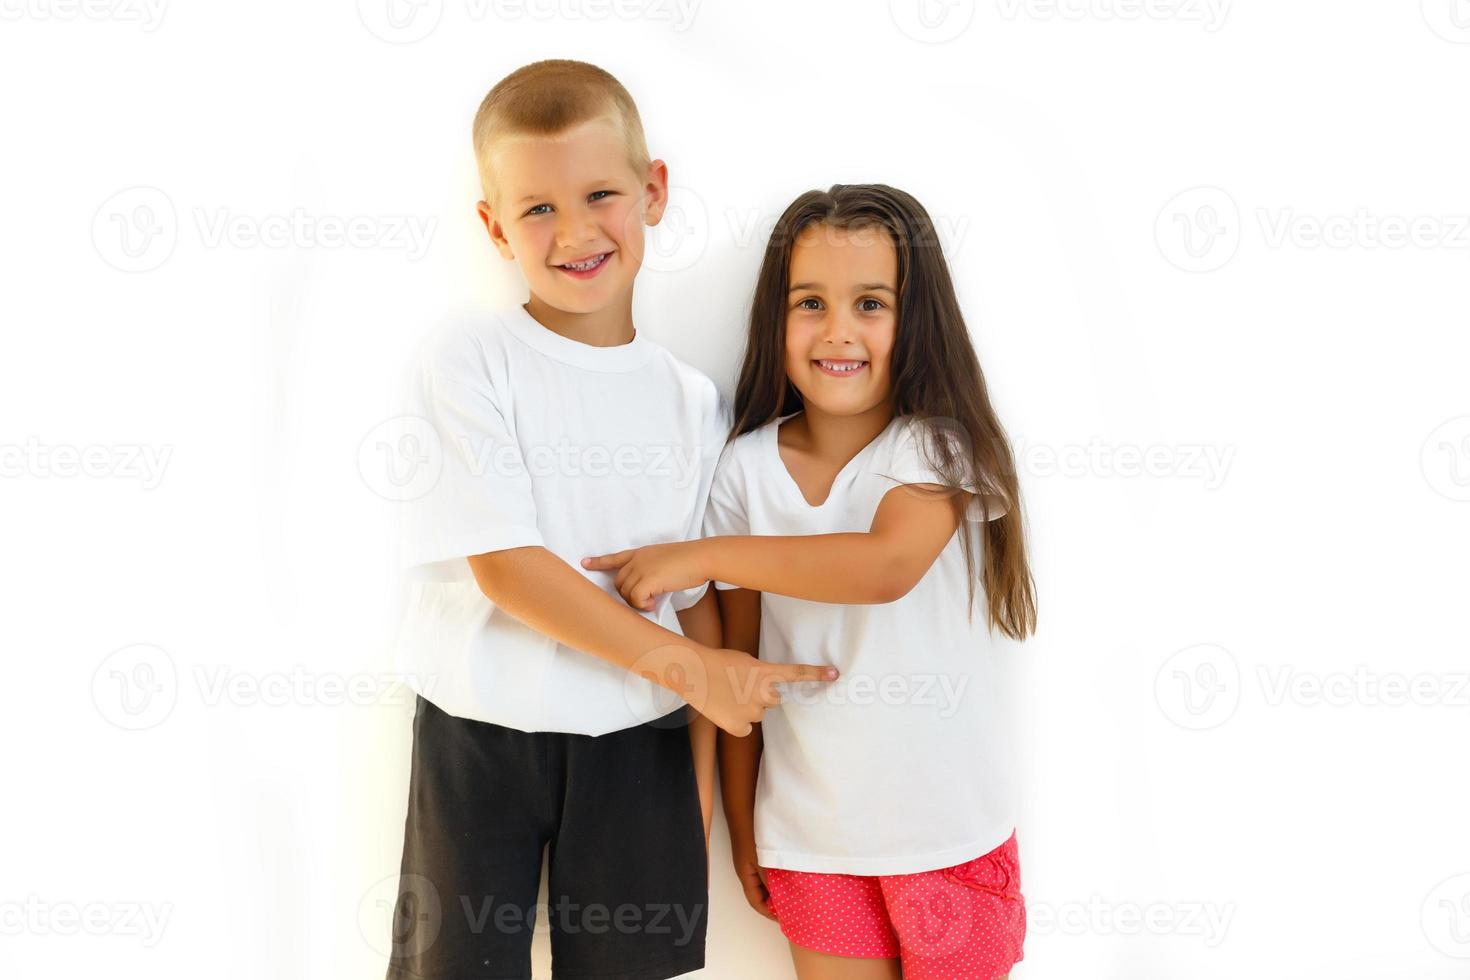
[
  {"xmin": 731, "ymin": 837, "xmax": 776, "ymax": 921},
  {"xmin": 634, "ymin": 644, "xmax": 837, "ymax": 737},
  {"xmin": 581, "ymin": 540, "xmax": 708, "ymax": 611}
]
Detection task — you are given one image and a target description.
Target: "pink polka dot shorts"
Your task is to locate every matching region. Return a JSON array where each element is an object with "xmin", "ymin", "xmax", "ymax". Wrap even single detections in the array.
[{"xmin": 764, "ymin": 831, "xmax": 1026, "ymax": 980}]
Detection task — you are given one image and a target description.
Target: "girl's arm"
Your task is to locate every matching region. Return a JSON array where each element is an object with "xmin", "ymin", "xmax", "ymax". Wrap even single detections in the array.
[
  {"xmin": 467, "ymin": 547, "xmax": 838, "ymax": 737},
  {"xmin": 674, "ymin": 587, "xmax": 721, "ymax": 853},
  {"xmin": 585, "ymin": 484, "xmax": 971, "ymax": 608},
  {"xmin": 715, "ymin": 586, "xmax": 777, "ymax": 920}
]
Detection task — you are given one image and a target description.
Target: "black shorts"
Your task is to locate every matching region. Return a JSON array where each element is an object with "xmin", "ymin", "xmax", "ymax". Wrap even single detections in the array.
[{"xmin": 384, "ymin": 695, "xmax": 708, "ymax": 980}]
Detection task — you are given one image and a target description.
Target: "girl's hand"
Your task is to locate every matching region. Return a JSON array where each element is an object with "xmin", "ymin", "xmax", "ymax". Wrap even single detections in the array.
[
  {"xmin": 581, "ymin": 540, "xmax": 709, "ymax": 611},
  {"xmin": 731, "ymin": 839, "xmax": 777, "ymax": 921}
]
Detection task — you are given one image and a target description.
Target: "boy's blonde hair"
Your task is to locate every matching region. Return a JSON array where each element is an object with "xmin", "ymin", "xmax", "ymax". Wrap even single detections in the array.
[{"xmin": 472, "ymin": 60, "xmax": 651, "ymax": 209}]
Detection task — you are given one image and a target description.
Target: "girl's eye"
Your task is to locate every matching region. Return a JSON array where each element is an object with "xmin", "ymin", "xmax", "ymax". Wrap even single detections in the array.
[
  {"xmin": 858, "ymin": 298, "xmax": 885, "ymax": 312},
  {"xmin": 796, "ymin": 297, "xmax": 823, "ymax": 311},
  {"xmin": 524, "ymin": 203, "xmax": 551, "ymax": 217}
]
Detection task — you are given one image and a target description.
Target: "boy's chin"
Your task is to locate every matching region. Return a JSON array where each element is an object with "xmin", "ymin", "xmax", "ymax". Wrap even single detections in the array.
[{"xmin": 532, "ymin": 279, "xmax": 626, "ymax": 316}]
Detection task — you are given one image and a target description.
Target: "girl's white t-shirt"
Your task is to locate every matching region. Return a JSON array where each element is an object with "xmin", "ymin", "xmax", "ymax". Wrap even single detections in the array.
[{"xmin": 703, "ymin": 413, "xmax": 1022, "ymax": 875}]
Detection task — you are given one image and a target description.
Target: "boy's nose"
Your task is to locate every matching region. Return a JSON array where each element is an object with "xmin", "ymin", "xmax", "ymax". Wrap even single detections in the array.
[{"xmin": 555, "ymin": 209, "xmax": 599, "ymax": 248}]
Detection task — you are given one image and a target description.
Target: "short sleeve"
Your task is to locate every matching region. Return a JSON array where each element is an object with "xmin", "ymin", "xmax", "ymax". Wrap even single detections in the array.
[
  {"xmin": 885, "ymin": 417, "xmax": 1008, "ymax": 522},
  {"xmin": 391, "ymin": 326, "xmax": 544, "ymax": 581},
  {"xmin": 700, "ymin": 440, "xmax": 750, "ymax": 591},
  {"xmin": 669, "ymin": 385, "xmax": 733, "ymax": 611}
]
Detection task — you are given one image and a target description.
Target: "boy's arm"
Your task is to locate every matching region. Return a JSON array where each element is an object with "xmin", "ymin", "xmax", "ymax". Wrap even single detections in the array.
[
  {"xmin": 715, "ymin": 587, "xmax": 776, "ymax": 920},
  {"xmin": 467, "ymin": 546, "xmax": 837, "ymax": 736},
  {"xmin": 674, "ymin": 588, "xmax": 720, "ymax": 852}
]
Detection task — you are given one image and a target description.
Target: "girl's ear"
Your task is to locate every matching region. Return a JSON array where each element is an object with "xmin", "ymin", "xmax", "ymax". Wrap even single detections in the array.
[
  {"xmin": 641, "ymin": 159, "xmax": 670, "ymax": 227},
  {"xmin": 476, "ymin": 200, "xmax": 515, "ymax": 261}
]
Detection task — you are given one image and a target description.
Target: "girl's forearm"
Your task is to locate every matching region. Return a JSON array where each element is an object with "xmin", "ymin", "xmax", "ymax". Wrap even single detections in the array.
[
  {"xmin": 698, "ymin": 533, "xmax": 901, "ymax": 604},
  {"xmin": 718, "ymin": 724, "xmax": 762, "ymax": 843}
]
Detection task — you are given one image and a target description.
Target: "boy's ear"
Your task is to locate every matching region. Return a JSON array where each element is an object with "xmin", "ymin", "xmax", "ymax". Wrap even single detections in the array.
[
  {"xmin": 641, "ymin": 158, "xmax": 670, "ymax": 227},
  {"xmin": 476, "ymin": 200, "xmax": 516, "ymax": 260}
]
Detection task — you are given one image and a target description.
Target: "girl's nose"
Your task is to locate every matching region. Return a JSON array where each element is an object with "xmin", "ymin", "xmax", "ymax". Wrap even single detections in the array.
[{"xmin": 820, "ymin": 313, "xmax": 859, "ymax": 345}]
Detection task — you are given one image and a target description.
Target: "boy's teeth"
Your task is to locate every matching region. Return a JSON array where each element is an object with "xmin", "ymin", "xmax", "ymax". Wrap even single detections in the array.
[{"xmin": 563, "ymin": 253, "xmax": 606, "ymax": 271}]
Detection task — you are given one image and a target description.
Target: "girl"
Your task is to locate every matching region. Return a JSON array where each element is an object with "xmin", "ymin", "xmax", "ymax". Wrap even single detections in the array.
[{"xmin": 583, "ymin": 184, "xmax": 1035, "ymax": 980}]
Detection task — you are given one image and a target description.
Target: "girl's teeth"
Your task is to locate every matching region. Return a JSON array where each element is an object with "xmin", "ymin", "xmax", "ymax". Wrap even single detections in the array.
[{"xmin": 820, "ymin": 360, "xmax": 863, "ymax": 373}]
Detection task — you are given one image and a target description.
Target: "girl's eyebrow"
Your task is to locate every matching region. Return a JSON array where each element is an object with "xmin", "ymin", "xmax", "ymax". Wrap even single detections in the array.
[{"xmin": 787, "ymin": 282, "xmax": 896, "ymax": 294}]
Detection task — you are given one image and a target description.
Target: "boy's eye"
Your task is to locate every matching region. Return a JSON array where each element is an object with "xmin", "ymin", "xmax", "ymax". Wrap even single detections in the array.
[
  {"xmin": 588, "ymin": 190, "xmax": 615, "ymax": 202},
  {"xmin": 524, "ymin": 203, "xmax": 552, "ymax": 217}
]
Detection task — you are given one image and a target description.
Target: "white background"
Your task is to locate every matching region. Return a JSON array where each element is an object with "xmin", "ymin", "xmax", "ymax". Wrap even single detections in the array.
[{"xmin": 3, "ymin": 1, "xmax": 1469, "ymax": 978}]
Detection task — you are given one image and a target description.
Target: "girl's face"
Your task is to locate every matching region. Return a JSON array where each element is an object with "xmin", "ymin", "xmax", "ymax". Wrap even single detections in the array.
[{"xmin": 783, "ymin": 222, "xmax": 899, "ymax": 418}]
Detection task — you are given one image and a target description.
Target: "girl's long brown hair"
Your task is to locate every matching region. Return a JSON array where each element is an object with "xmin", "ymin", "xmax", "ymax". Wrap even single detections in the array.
[{"xmin": 729, "ymin": 184, "xmax": 1037, "ymax": 640}]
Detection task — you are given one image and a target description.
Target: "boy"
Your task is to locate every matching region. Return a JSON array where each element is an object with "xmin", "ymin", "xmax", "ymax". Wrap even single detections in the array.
[{"xmin": 384, "ymin": 60, "xmax": 835, "ymax": 980}]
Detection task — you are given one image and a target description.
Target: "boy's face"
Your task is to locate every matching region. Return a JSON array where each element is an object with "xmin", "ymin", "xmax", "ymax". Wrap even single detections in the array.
[{"xmin": 478, "ymin": 118, "xmax": 667, "ymax": 316}]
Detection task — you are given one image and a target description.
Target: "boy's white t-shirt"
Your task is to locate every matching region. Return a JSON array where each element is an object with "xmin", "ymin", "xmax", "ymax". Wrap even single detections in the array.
[
  {"xmin": 703, "ymin": 413, "xmax": 1021, "ymax": 875},
  {"xmin": 390, "ymin": 304, "xmax": 729, "ymax": 736}
]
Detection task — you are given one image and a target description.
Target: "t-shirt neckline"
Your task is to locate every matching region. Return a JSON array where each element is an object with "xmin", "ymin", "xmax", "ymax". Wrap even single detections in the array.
[
  {"xmin": 766, "ymin": 412, "xmax": 900, "ymax": 510},
  {"xmin": 500, "ymin": 303, "xmax": 657, "ymax": 373}
]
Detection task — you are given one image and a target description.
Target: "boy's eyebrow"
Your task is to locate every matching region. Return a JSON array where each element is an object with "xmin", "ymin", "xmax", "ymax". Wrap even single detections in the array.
[
  {"xmin": 516, "ymin": 179, "xmax": 623, "ymax": 206},
  {"xmin": 788, "ymin": 281, "xmax": 897, "ymax": 294}
]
